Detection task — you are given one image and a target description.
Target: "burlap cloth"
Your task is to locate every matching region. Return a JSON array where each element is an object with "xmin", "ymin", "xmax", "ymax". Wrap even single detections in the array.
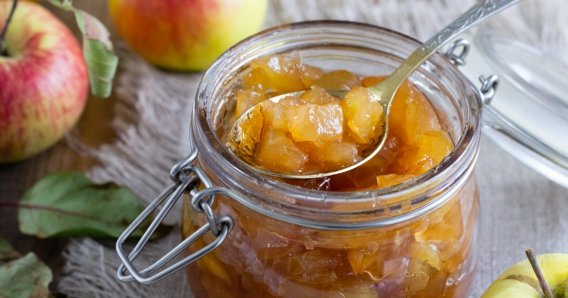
[{"xmin": 59, "ymin": 1, "xmax": 568, "ymax": 297}]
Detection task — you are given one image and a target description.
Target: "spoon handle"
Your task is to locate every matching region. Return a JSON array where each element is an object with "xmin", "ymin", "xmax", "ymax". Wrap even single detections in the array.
[
  {"xmin": 424, "ymin": 0, "xmax": 519, "ymax": 51},
  {"xmin": 375, "ymin": 0, "xmax": 519, "ymax": 96}
]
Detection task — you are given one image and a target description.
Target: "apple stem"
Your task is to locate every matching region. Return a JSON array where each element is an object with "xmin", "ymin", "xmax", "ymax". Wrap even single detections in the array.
[
  {"xmin": 0, "ymin": 0, "xmax": 19, "ymax": 56},
  {"xmin": 525, "ymin": 248, "xmax": 554, "ymax": 298}
]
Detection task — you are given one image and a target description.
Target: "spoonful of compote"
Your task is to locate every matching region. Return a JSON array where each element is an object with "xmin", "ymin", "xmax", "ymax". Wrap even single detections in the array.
[{"xmin": 228, "ymin": 0, "xmax": 518, "ymax": 179}]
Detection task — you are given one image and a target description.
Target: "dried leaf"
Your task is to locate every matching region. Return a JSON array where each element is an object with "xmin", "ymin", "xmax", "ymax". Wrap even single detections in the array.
[
  {"xmin": 0, "ymin": 253, "xmax": 52, "ymax": 298},
  {"xmin": 18, "ymin": 172, "xmax": 145, "ymax": 238}
]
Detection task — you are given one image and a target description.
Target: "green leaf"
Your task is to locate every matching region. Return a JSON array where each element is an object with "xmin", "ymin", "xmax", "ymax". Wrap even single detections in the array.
[
  {"xmin": 46, "ymin": 0, "xmax": 119, "ymax": 98},
  {"xmin": 81, "ymin": 37, "xmax": 119, "ymax": 98},
  {"xmin": 45, "ymin": 0, "xmax": 73, "ymax": 10},
  {"xmin": 0, "ymin": 253, "xmax": 52, "ymax": 298},
  {"xmin": 18, "ymin": 172, "xmax": 145, "ymax": 238},
  {"xmin": 0, "ymin": 239, "xmax": 20, "ymax": 260}
]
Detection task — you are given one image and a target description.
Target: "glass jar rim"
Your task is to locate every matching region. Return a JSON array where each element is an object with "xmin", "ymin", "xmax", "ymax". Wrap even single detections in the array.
[{"xmin": 192, "ymin": 20, "xmax": 482, "ymax": 227}]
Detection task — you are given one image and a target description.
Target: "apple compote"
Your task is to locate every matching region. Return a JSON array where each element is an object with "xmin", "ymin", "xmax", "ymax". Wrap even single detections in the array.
[
  {"xmin": 227, "ymin": 53, "xmax": 453, "ymax": 183},
  {"xmin": 185, "ymin": 50, "xmax": 478, "ymax": 297}
]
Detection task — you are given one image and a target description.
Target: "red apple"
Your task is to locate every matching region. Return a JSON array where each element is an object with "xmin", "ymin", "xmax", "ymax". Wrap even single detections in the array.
[
  {"xmin": 0, "ymin": 1, "xmax": 88, "ymax": 163},
  {"xmin": 108, "ymin": 0, "xmax": 267, "ymax": 71}
]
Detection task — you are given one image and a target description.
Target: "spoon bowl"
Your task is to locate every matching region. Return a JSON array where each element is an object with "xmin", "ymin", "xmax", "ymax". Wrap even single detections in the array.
[{"xmin": 227, "ymin": 87, "xmax": 391, "ymax": 179}]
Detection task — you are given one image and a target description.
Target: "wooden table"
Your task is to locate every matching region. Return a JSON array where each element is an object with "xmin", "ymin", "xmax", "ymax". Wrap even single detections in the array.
[{"xmin": 0, "ymin": 1, "xmax": 113, "ymax": 288}]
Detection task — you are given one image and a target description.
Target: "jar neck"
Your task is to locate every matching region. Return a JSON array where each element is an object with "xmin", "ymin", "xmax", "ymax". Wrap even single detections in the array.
[{"xmin": 192, "ymin": 21, "xmax": 482, "ymax": 229}]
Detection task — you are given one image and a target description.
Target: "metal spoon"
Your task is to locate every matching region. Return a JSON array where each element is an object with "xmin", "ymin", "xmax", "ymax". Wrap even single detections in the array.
[{"xmin": 227, "ymin": 0, "xmax": 519, "ymax": 179}]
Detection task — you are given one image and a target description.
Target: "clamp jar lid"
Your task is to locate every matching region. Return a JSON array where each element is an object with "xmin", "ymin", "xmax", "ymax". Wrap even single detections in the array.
[{"xmin": 457, "ymin": 31, "xmax": 568, "ymax": 187}]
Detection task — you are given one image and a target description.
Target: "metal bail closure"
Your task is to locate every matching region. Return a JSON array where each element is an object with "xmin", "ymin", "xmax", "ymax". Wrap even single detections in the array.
[
  {"xmin": 115, "ymin": 152, "xmax": 234, "ymax": 284},
  {"xmin": 445, "ymin": 38, "xmax": 470, "ymax": 66},
  {"xmin": 444, "ymin": 38, "xmax": 500, "ymax": 105},
  {"xmin": 478, "ymin": 74, "xmax": 499, "ymax": 104}
]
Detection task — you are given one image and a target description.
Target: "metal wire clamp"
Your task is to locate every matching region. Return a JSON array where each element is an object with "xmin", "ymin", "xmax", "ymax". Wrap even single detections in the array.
[
  {"xmin": 445, "ymin": 38, "xmax": 470, "ymax": 66},
  {"xmin": 115, "ymin": 151, "xmax": 233, "ymax": 284},
  {"xmin": 444, "ymin": 38, "xmax": 499, "ymax": 104}
]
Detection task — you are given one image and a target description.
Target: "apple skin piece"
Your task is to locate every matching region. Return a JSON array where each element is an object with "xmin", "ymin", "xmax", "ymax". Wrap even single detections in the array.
[
  {"xmin": 0, "ymin": 1, "xmax": 89, "ymax": 163},
  {"xmin": 108, "ymin": 0, "xmax": 268, "ymax": 71},
  {"xmin": 482, "ymin": 253, "xmax": 568, "ymax": 298}
]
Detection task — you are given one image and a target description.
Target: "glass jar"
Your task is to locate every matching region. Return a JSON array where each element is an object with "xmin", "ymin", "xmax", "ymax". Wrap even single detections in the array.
[{"xmin": 182, "ymin": 21, "xmax": 482, "ymax": 297}]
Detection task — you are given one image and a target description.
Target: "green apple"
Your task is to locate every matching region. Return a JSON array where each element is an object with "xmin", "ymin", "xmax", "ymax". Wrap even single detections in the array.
[{"xmin": 482, "ymin": 254, "xmax": 568, "ymax": 297}]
